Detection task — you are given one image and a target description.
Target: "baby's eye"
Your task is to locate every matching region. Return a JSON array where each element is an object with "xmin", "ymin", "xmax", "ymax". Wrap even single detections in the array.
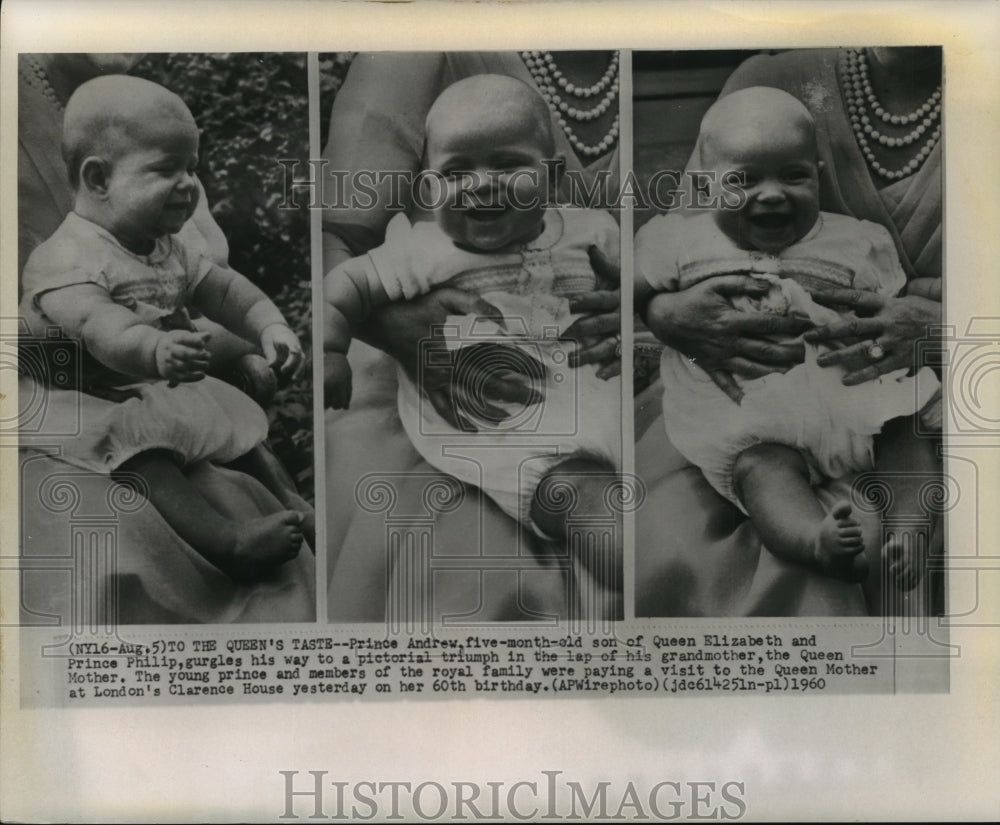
[{"xmin": 494, "ymin": 157, "xmax": 526, "ymax": 170}]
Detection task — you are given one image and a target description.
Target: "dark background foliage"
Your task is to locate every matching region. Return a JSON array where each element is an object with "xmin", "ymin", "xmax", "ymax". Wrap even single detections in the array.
[{"xmin": 133, "ymin": 53, "xmax": 314, "ymax": 500}]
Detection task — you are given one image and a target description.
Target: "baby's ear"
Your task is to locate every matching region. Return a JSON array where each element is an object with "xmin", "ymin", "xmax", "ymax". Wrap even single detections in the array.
[{"xmin": 80, "ymin": 157, "xmax": 111, "ymax": 197}]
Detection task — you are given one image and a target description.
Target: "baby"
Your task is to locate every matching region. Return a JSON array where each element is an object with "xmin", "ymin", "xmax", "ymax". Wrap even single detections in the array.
[
  {"xmin": 323, "ymin": 74, "xmax": 623, "ymax": 597},
  {"xmin": 635, "ymin": 86, "xmax": 939, "ymax": 592},
  {"xmin": 20, "ymin": 75, "xmax": 306, "ymax": 582}
]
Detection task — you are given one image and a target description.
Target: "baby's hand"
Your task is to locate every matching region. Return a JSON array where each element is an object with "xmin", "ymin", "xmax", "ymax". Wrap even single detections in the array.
[
  {"xmin": 261, "ymin": 324, "xmax": 305, "ymax": 381},
  {"xmin": 155, "ymin": 330, "xmax": 211, "ymax": 383},
  {"xmin": 324, "ymin": 353, "xmax": 353, "ymax": 409}
]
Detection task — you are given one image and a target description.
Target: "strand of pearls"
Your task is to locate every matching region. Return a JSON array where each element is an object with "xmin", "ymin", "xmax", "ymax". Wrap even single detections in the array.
[
  {"xmin": 521, "ymin": 51, "xmax": 620, "ymax": 158},
  {"xmin": 840, "ymin": 48, "xmax": 941, "ymax": 181},
  {"xmin": 20, "ymin": 54, "xmax": 63, "ymax": 111}
]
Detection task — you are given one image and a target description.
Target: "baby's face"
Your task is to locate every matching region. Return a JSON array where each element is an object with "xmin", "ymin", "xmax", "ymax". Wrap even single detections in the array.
[
  {"xmin": 424, "ymin": 109, "xmax": 550, "ymax": 252},
  {"xmin": 708, "ymin": 122, "xmax": 821, "ymax": 254},
  {"xmin": 102, "ymin": 115, "xmax": 200, "ymax": 252}
]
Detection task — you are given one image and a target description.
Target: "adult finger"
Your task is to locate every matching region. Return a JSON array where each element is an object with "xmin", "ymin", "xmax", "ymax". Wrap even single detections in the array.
[
  {"xmin": 815, "ymin": 339, "xmax": 895, "ymax": 370},
  {"xmin": 708, "ymin": 370, "xmax": 743, "ymax": 403},
  {"xmin": 732, "ymin": 312, "xmax": 813, "ymax": 338},
  {"xmin": 568, "ymin": 290, "xmax": 620, "ymax": 314},
  {"xmin": 570, "ymin": 336, "xmax": 619, "ymax": 367},
  {"xmin": 719, "ymin": 356, "xmax": 789, "ymax": 379},
  {"xmin": 481, "ymin": 374, "xmax": 544, "ymax": 406},
  {"xmin": 734, "ymin": 336, "xmax": 805, "ymax": 366},
  {"xmin": 460, "ymin": 344, "xmax": 546, "ymax": 387},
  {"xmin": 841, "ymin": 354, "xmax": 909, "ymax": 386},
  {"xmin": 805, "ymin": 316, "xmax": 884, "ymax": 344},
  {"xmin": 452, "ymin": 384, "xmax": 511, "ymax": 428},
  {"xmin": 426, "ymin": 388, "xmax": 478, "ymax": 433},
  {"xmin": 810, "ymin": 288, "xmax": 885, "ymax": 315},
  {"xmin": 588, "ymin": 246, "xmax": 621, "ymax": 284},
  {"xmin": 561, "ymin": 311, "xmax": 621, "ymax": 341},
  {"xmin": 709, "ymin": 274, "xmax": 773, "ymax": 299}
]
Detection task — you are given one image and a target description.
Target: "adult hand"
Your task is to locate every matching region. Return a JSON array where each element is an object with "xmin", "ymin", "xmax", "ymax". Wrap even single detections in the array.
[
  {"xmin": 562, "ymin": 290, "xmax": 622, "ymax": 379},
  {"xmin": 805, "ymin": 289, "xmax": 941, "ymax": 385},
  {"xmin": 362, "ymin": 287, "xmax": 545, "ymax": 432},
  {"xmin": 560, "ymin": 244, "xmax": 623, "ymax": 380},
  {"xmin": 644, "ymin": 275, "xmax": 812, "ymax": 400}
]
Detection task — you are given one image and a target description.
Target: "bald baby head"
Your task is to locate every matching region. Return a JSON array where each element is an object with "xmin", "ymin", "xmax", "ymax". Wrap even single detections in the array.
[
  {"xmin": 62, "ymin": 74, "xmax": 196, "ymax": 188},
  {"xmin": 699, "ymin": 86, "xmax": 817, "ymax": 169},
  {"xmin": 698, "ymin": 87, "xmax": 824, "ymax": 253},
  {"xmin": 424, "ymin": 74, "xmax": 556, "ymax": 159}
]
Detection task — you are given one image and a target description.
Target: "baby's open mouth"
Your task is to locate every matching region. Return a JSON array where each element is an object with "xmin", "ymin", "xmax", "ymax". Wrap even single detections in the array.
[
  {"xmin": 746, "ymin": 212, "xmax": 792, "ymax": 230},
  {"xmin": 465, "ymin": 206, "xmax": 508, "ymax": 222}
]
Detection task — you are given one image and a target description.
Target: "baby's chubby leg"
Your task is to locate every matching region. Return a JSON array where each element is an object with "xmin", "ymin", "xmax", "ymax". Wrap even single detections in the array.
[
  {"xmin": 227, "ymin": 445, "xmax": 315, "ymax": 550},
  {"xmin": 114, "ymin": 450, "xmax": 304, "ymax": 583},
  {"xmin": 530, "ymin": 455, "xmax": 623, "ymax": 615},
  {"xmin": 733, "ymin": 443, "xmax": 867, "ymax": 583}
]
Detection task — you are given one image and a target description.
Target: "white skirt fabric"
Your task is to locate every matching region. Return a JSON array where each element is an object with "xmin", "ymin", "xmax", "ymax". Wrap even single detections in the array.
[{"xmin": 19, "ymin": 374, "xmax": 268, "ymax": 473}]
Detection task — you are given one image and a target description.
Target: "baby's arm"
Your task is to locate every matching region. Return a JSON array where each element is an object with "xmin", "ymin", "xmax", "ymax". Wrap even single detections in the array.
[
  {"xmin": 191, "ymin": 266, "xmax": 303, "ymax": 379},
  {"xmin": 321, "ymin": 255, "xmax": 391, "ymax": 408},
  {"xmin": 633, "ymin": 216, "xmax": 680, "ymax": 328},
  {"xmin": 38, "ymin": 284, "xmax": 209, "ymax": 382}
]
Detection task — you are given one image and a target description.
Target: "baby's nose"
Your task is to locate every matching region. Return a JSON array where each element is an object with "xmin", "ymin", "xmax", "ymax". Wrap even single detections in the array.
[
  {"xmin": 469, "ymin": 169, "xmax": 498, "ymax": 193},
  {"xmin": 755, "ymin": 180, "xmax": 786, "ymax": 202}
]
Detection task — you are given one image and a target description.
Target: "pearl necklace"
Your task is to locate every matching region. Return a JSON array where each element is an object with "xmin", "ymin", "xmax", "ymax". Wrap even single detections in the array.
[
  {"xmin": 20, "ymin": 54, "xmax": 63, "ymax": 111},
  {"xmin": 840, "ymin": 48, "xmax": 941, "ymax": 181},
  {"xmin": 521, "ymin": 51, "xmax": 620, "ymax": 158}
]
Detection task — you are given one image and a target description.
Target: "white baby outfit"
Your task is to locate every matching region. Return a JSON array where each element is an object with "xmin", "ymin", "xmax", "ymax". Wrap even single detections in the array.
[
  {"xmin": 636, "ymin": 210, "xmax": 939, "ymax": 510},
  {"xmin": 360, "ymin": 208, "xmax": 622, "ymax": 532},
  {"xmin": 20, "ymin": 212, "xmax": 267, "ymax": 473}
]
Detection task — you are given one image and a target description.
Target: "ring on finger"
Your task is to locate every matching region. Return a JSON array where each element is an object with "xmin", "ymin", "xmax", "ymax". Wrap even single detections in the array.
[
  {"xmin": 867, "ymin": 341, "xmax": 886, "ymax": 361},
  {"xmin": 612, "ymin": 333, "xmax": 622, "ymax": 359}
]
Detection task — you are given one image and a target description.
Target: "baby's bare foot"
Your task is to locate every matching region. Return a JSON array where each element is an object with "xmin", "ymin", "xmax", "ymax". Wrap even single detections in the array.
[
  {"xmin": 224, "ymin": 511, "xmax": 303, "ymax": 582},
  {"xmin": 814, "ymin": 501, "xmax": 868, "ymax": 583},
  {"xmin": 884, "ymin": 531, "xmax": 925, "ymax": 591}
]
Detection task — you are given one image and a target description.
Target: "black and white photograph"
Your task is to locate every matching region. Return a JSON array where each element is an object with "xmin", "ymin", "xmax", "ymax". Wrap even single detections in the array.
[
  {"xmin": 1, "ymin": 1, "xmax": 998, "ymax": 822},
  {"xmin": 14, "ymin": 52, "xmax": 316, "ymax": 625},
  {"xmin": 632, "ymin": 48, "xmax": 946, "ymax": 618},
  {"xmin": 320, "ymin": 51, "xmax": 627, "ymax": 625}
]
